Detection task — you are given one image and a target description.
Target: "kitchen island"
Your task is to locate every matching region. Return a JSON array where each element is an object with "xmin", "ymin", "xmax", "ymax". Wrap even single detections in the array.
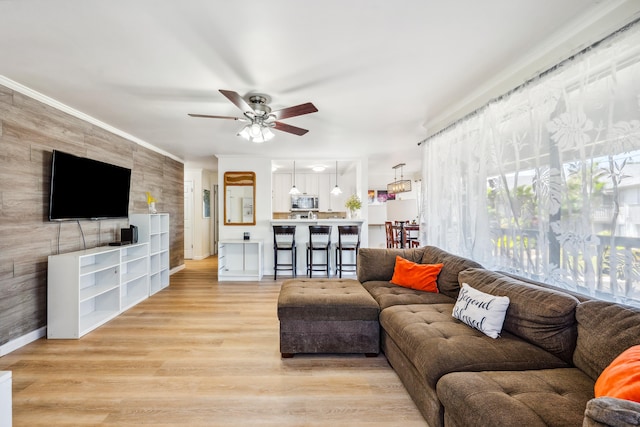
[
  {"xmin": 270, "ymin": 218, "xmax": 365, "ymax": 277},
  {"xmin": 272, "ymin": 211, "xmax": 347, "ymax": 220},
  {"xmin": 271, "ymin": 218, "xmax": 364, "ymax": 225}
]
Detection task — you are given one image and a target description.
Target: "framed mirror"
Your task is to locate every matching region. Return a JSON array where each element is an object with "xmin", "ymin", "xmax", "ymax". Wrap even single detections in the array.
[{"xmin": 224, "ymin": 171, "xmax": 256, "ymax": 225}]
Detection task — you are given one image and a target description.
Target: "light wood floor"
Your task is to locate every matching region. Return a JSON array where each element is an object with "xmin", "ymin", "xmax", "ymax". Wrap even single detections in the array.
[{"xmin": 0, "ymin": 257, "xmax": 427, "ymax": 426}]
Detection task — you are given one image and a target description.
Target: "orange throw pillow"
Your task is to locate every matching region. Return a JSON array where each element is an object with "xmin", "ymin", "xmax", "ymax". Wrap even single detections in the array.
[
  {"xmin": 390, "ymin": 256, "xmax": 443, "ymax": 293},
  {"xmin": 595, "ymin": 345, "xmax": 640, "ymax": 403}
]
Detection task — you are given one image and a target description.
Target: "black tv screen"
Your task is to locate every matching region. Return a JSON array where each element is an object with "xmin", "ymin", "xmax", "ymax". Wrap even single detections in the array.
[{"xmin": 49, "ymin": 150, "xmax": 132, "ymax": 221}]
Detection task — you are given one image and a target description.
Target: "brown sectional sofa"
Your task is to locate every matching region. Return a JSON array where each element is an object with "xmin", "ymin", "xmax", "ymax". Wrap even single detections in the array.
[{"xmin": 356, "ymin": 246, "xmax": 640, "ymax": 427}]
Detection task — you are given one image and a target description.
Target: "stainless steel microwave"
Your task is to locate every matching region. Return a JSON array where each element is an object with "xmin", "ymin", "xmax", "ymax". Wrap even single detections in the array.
[{"xmin": 291, "ymin": 195, "xmax": 319, "ymax": 211}]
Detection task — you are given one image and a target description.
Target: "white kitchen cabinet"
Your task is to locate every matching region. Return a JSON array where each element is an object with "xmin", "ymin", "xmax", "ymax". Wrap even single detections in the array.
[
  {"xmin": 299, "ymin": 173, "xmax": 319, "ymax": 195},
  {"xmin": 130, "ymin": 213, "xmax": 170, "ymax": 295},
  {"xmin": 274, "ymin": 172, "xmax": 339, "ymax": 213},
  {"xmin": 272, "ymin": 173, "xmax": 292, "ymax": 212},
  {"xmin": 328, "ymin": 173, "xmax": 348, "ymax": 212},
  {"xmin": 218, "ymin": 239, "xmax": 264, "ymax": 281},
  {"xmin": 317, "ymin": 174, "xmax": 332, "ymax": 211}
]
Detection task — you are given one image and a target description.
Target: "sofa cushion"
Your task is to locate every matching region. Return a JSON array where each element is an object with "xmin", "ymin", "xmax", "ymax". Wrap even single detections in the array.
[
  {"xmin": 357, "ymin": 247, "xmax": 426, "ymax": 283},
  {"xmin": 574, "ymin": 300, "xmax": 640, "ymax": 381},
  {"xmin": 459, "ymin": 268, "xmax": 579, "ymax": 363},
  {"xmin": 584, "ymin": 397, "xmax": 640, "ymax": 427},
  {"xmin": 380, "ymin": 304, "xmax": 569, "ymax": 388},
  {"xmin": 452, "ymin": 282, "xmax": 510, "ymax": 339},
  {"xmin": 421, "ymin": 246, "xmax": 483, "ymax": 299},
  {"xmin": 595, "ymin": 345, "xmax": 640, "ymax": 403},
  {"xmin": 437, "ymin": 368, "xmax": 594, "ymax": 427},
  {"xmin": 362, "ymin": 280, "xmax": 455, "ymax": 310},
  {"xmin": 277, "ymin": 278, "xmax": 379, "ymax": 321},
  {"xmin": 390, "ymin": 256, "xmax": 442, "ymax": 293}
]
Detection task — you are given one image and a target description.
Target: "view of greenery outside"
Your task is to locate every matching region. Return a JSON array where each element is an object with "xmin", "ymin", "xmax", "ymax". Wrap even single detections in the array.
[{"xmin": 487, "ymin": 152, "xmax": 640, "ymax": 304}]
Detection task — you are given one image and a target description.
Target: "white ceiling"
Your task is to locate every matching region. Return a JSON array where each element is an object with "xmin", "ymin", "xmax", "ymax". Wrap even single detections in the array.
[{"xmin": 0, "ymin": 0, "xmax": 637, "ymax": 185}]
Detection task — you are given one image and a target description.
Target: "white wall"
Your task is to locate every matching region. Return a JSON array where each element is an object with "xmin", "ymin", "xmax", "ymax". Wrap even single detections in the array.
[{"xmin": 217, "ymin": 156, "xmax": 273, "ymax": 243}]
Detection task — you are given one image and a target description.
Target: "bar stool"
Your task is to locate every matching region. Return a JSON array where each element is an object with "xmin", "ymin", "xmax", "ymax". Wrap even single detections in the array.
[
  {"xmin": 335, "ymin": 225, "xmax": 360, "ymax": 278},
  {"xmin": 273, "ymin": 225, "xmax": 297, "ymax": 280},
  {"xmin": 306, "ymin": 225, "xmax": 332, "ymax": 278}
]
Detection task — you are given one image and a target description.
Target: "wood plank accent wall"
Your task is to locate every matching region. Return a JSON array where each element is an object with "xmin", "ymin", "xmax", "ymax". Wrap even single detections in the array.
[{"xmin": 0, "ymin": 83, "xmax": 184, "ymax": 346}]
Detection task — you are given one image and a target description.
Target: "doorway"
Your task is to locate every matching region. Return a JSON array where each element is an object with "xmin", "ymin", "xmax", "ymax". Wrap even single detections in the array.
[
  {"xmin": 184, "ymin": 180, "xmax": 194, "ymax": 259},
  {"xmin": 212, "ymin": 184, "xmax": 219, "ymax": 255}
]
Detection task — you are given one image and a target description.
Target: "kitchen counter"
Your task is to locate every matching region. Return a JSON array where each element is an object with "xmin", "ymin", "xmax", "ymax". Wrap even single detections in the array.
[
  {"xmin": 271, "ymin": 218, "xmax": 365, "ymax": 224},
  {"xmin": 270, "ymin": 219, "xmax": 365, "ymax": 276},
  {"xmin": 272, "ymin": 211, "xmax": 348, "ymax": 220}
]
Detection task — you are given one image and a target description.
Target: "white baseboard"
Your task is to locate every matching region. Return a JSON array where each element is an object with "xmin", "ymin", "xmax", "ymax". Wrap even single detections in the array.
[
  {"xmin": 0, "ymin": 263, "xmax": 190, "ymax": 357},
  {"xmin": 0, "ymin": 265, "xmax": 186, "ymax": 356},
  {"xmin": 170, "ymin": 264, "xmax": 185, "ymax": 275},
  {"xmin": 192, "ymin": 253, "xmax": 211, "ymax": 261},
  {"xmin": 0, "ymin": 327, "xmax": 46, "ymax": 356}
]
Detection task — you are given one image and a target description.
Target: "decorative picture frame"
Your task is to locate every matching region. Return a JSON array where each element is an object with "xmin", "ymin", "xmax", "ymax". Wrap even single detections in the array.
[
  {"xmin": 376, "ymin": 190, "xmax": 395, "ymax": 203},
  {"xmin": 203, "ymin": 189, "xmax": 211, "ymax": 218}
]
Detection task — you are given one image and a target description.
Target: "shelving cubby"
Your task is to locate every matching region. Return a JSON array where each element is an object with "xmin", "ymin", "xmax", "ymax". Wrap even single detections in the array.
[
  {"xmin": 48, "ymin": 246, "xmax": 123, "ymax": 339},
  {"xmin": 120, "ymin": 243, "xmax": 149, "ymax": 310},
  {"xmin": 130, "ymin": 213, "xmax": 171, "ymax": 295}
]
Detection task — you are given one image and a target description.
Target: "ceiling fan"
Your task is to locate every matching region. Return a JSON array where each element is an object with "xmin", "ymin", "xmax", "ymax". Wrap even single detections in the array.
[{"xmin": 188, "ymin": 89, "xmax": 318, "ymax": 143}]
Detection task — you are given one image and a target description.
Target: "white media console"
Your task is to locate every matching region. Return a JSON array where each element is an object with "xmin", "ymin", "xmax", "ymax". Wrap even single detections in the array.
[
  {"xmin": 47, "ymin": 214, "xmax": 170, "ymax": 339},
  {"xmin": 0, "ymin": 371, "xmax": 11, "ymax": 427}
]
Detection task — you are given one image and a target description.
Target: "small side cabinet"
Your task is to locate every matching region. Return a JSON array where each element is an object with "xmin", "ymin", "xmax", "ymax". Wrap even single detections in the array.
[{"xmin": 218, "ymin": 239, "xmax": 264, "ymax": 281}]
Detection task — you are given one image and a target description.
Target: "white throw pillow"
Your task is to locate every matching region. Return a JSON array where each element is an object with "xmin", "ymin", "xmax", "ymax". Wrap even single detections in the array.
[{"xmin": 452, "ymin": 283, "xmax": 510, "ymax": 339}]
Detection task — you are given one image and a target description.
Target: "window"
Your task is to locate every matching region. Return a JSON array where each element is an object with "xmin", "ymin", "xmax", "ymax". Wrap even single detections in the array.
[{"xmin": 421, "ymin": 21, "xmax": 640, "ymax": 308}]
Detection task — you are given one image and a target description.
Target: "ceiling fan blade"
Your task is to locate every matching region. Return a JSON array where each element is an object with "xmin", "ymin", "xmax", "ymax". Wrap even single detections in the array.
[
  {"xmin": 219, "ymin": 89, "xmax": 254, "ymax": 112},
  {"xmin": 271, "ymin": 102, "xmax": 318, "ymax": 120},
  {"xmin": 188, "ymin": 113, "xmax": 243, "ymax": 120},
  {"xmin": 273, "ymin": 121, "xmax": 309, "ymax": 136}
]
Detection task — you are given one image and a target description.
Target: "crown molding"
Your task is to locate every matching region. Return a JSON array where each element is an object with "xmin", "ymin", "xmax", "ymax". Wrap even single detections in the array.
[
  {"xmin": 0, "ymin": 75, "xmax": 184, "ymax": 164},
  {"xmin": 423, "ymin": 0, "xmax": 640, "ymax": 140}
]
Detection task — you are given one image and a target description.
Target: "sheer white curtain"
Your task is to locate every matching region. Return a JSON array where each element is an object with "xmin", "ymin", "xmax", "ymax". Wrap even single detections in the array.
[{"xmin": 421, "ymin": 20, "xmax": 640, "ymax": 307}]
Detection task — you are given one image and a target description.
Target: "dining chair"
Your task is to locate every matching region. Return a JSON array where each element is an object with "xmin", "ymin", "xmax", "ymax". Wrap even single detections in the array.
[{"xmin": 385, "ymin": 221, "xmax": 400, "ymax": 248}]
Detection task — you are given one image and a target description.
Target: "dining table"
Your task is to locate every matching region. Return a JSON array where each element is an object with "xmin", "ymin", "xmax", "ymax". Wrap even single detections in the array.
[{"xmin": 393, "ymin": 223, "xmax": 419, "ymax": 248}]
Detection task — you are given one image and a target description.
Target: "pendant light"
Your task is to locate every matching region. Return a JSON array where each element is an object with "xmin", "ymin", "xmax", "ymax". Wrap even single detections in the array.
[
  {"xmin": 387, "ymin": 163, "xmax": 411, "ymax": 194},
  {"xmin": 289, "ymin": 160, "xmax": 301, "ymax": 195},
  {"xmin": 330, "ymin": 160, "xmax": 342, "ymax": 195}
]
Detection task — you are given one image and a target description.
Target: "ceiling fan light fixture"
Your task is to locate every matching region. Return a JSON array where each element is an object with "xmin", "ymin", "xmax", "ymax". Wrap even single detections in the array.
[
  {"xmin": 190, "ymin": 89, "xmax": 317, "ymax": 139},
  {"xmin": 238, "ymin": 124, "xmax": 251, "ymax": 140},
  {"xmin": 262, "ymin": 126, "xmax": 275, "ymax": 141},
  {"xmin": 249, "ymin": 123, "xmax": 262, "ymax": 138},
  {"xmin": 238, "ymin": 121, "xmax": 275, "ymax": 143}
]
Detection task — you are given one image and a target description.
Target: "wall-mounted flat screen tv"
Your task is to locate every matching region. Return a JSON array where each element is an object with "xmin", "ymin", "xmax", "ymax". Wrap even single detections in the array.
[{"xmin": 49, "ymin": 150, "xmax": 132, "ymax": 221}]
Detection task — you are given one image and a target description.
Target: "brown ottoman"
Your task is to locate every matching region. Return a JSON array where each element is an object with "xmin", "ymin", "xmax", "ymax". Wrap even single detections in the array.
[{"xmin": 277, "ymin": 278, "xmax": 380, "ymax": 357}]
